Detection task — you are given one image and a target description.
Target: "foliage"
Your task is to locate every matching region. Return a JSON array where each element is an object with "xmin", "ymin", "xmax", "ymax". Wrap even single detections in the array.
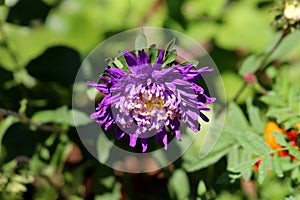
[{"xmin": 0, "ymin": 0, "xmax": 300, "ymax": 199}]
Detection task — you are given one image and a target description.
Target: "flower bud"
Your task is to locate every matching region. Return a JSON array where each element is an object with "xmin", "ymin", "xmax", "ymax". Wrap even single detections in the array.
[{"xmin": 284, "ymin": 0, "xmax": 300, "ymax": 22}]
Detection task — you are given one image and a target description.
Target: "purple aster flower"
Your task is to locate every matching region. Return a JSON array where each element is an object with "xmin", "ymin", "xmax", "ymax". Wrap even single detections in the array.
[{"xmin": 87, "ymin": 49, "xmax": 215, "ymax": 152}]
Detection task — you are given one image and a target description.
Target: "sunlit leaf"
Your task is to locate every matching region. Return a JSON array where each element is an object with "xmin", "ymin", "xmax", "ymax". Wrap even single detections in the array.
[
  {"xmin": 229, "ymin": 158, "xmax": 259, "ymax": 174},
  {"xmin": 272, "ymin": 152, "xmax": 283, "ymax": 177},
  {"xmin": 135, "ymin": 29, "xmax": 147, "ymax": 50},
  {"xmin": 197, "ymin": 180, "xmax": 207, "ymax": 196},
  {"xmin": 271, "ymin": 131, "xmax": 288, "ymax": 147},
  {"xmin": 169, "ymin": 169, "xmax": 190, "ymax": 200},
  {"xmin": 239, "ymin": 54, "xmax": 261, "ymax": 75},
  {"xmin": 258, "ymin": 157, "xmax": 268, "ymax": 184},
  {"xmin": 246, "ymin": 97, "xmax": 264, "ymax": 133},
  {"xmin": 31, "ymin": 106, "xmax": 91, "ymax": 127},
  {"xmin": 227, "ymin": 102, "xmax": 250, "ymax": 132}
]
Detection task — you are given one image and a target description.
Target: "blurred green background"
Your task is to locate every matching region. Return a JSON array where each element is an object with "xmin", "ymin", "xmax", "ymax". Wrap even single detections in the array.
[{"xmin": 1, "ymin": 0, "xmax": 300, "ymax": 199}]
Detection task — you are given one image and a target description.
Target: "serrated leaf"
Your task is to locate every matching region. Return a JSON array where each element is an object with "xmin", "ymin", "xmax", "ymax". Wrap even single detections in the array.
[
  {"xmin": 236, "ymin": 133, "xmax": 262, "ymax": 155},
  {"xmin": 227, "ymin": 102, "xmax": 250, "ymax": 132},
  {"xmin": 288, "ymin": 86, "xmax": 296, "ymax": 109},
  {"xmin": 239, "ymin": 54, "xmax": 261, "ymax": 75},
  {"xmin": 258, "ymin": 157, "xmax": 268, "ymax": 184},
  {"xmin": 246, "ymin": 97, "xmax": 264, "ymax": 133},
  {"xmin": 169, "ymin": 169, "xmax": 190, "ymax": 200},
  {"xmin": 288, "ymin": 147, "xmax": 300, "ymax": 160},
  {"xmin": 272, "ymin": 152, "xmax": 283, "ymax": 177},
  {"xmin": 271, "ymin": 131, "xmax": 288, "ymax": 147},
  {"xmin": 241, "ymin": 150, "xmax": 254, "ymax": 180},
  {"xmin": 266, "ymin": 108, "xmax": 291, "ymax": 117},
  {"xmin": 184, "ymin": 132, "xmax": 234, "ymax": 172},
  {"xmin": 277, "ymin": 113, "xmax": 299, "ymax": 124},
  {"xmin": 260, "ymin": 95, "xmax": 286, "ymax": 107},
  {"xmin": 283, "ymin": 117, "xmax": 300, "ymax": 129},
  {"xmin": 135, "ymin": 29, "xmax": 147, "ymax": 50},
  {"xmin": 249, "ymin": 134, "xmax": 271, "ymax": 154},
  {"xmin": 227, "ymin": 146, "xmax": 239, "ymax": 169},
  {"xmin": 229, "ymin": 158, "xmax": 259, "ymax": 173}
]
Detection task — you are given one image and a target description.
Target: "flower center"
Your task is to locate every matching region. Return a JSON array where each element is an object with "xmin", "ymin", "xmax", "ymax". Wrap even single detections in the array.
[
  {"xmin": 113, "ymin": 80, "xmax": 182, "ymax": 136},
  {"xmin": 129, "ymin": 83, "xmax": 167, "ymax": 128}
]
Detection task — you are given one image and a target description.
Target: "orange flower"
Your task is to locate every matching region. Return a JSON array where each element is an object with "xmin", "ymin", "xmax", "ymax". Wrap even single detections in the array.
[
  {"xmin": 264, "ymin": 122, "xmax": 284, "ymax": 149},
  {"xmin": 254, "ymin": 122, "xmax": 299, "ymax": 172}
]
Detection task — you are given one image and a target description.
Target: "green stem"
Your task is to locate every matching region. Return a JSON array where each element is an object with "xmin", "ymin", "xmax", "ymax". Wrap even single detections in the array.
[
  {"xmin": 0, "ymin": 108, "xmax": 65, "ymax": 133},
  {"xmin": 233, "ymin": 29, "xmax": 289, "ymax": 103}
]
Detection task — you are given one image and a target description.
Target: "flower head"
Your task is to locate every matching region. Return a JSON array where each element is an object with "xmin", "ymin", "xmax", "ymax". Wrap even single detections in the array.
[
  {"xmin": 88, "ymin": 48, "xmax": 215, "ymax": 152},
  {"xmin": 284, "ymin": 0, "xmax": 300, "ymax": 22}
]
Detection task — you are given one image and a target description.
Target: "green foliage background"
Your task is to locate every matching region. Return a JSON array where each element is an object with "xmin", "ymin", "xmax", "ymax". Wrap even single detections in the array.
[{"xmin": 0, "ymin": 0, "xmax": 300, "ymax": 199}]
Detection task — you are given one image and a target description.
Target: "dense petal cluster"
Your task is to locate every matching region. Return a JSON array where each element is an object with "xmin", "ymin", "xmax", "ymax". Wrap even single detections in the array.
[{"xmin": 88, "ymin": 49, "xmax": 215, "ymax": 152}]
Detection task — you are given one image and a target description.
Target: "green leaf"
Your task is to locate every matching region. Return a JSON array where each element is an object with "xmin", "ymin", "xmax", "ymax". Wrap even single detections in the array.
[
  {"xmin": 272, "ymin": 152, "xmax": 283, "ymax": 177},
  {"xmin": 6, "ymin": 182, "xmax": 27, "ymax": 193},
  {"xmin": 18, "ymin": 99, "xmax": 28, "ymax": 114},
  {"xmin": 0, "ymin": 116, "xmax": 16, "ymax": 157},
  {"xmin": 95, "ymin": 182, "xmax": 121, "ymax": 200},
  {"xmin": 269, "ymin": 30, "xmax": 300, "ymax": 61},
  {"xmin": 148, "ymin": 44, "xmax": 159, "ymax": 64},
  {"xmin": 288, "ymin": 147, "xmax": 300, "ymax": 160},
  {"xmin": 239, "ymin": 54, "xmax": 261, "ymax": 75},
  {"xmin": 246, "ymin": 97, "xmax": 264, "ymax": 133},
  {"xmin": 241, "ymin": 150, "xmax": 253, "ymax": 181},
  {"xmin": 32, "ymin": 106, "xmax": 91, "ymax": 127},
  {"xmin": 221, "ymin": 72, "xmax": 254, "ymax": 103},
  {"xmin": 227, "ymin": 146, "xmax": 239, "ymax": 169},
  {"xmin": 135, "ymin": 29, "xmax": 147, "ymax": 50},
  {"xmin": 184, "ymin": 132, "xmax": 234, "ymax": 172},
  {"xmin": 169, "ymin": 169, "xmax": 190, "ymax": 200},
  {"xmin": 229, "ymin": 158, "xmax": 259, "ymax": 174},
  {"xmin": 249, "ymin": 134, "xmax": 271, "ymax": 154},
  {"xmin": 235, "ymin": 132, "xmax": 270, "ymax": 155},
  {"xmin": 163, "ymin": 50, "xmax": 177, "ymax": 67},
  {"xmin": 197, "ymin": 180, "xmax": 207, "ymax": 196},
  {"xmin": 12, "ymin": 174, "xmax": 34, "ymax": 184},
  {"xmin": 260, "ymin": 95, "xmax": 286, "ymax": 107},
  {"xmin": 277, "ymin": 113, "xmax": 299, "ymax": 124},
  {"xmin": 215, "ymin": 0, "xmax": 273, "ymax": 52},
  {"xmin": 97, "ymin": 133, "xmax": 113, "ymax": 164},
  {"xmin": 166, "ymin": 37, "xmax": 176, "ymax": 52},
  {"xmin": 227, "ymin": 102, "xmax": 250, "ymax": 132},
  {"xmin": 283, "ymin": 117, "xmax": 300, "ymax": 129},
  {"xmin": 258, "ymin": 157, "xmax": 268, "ymax": 184},
  {"xmin": 113, "ymin": 57, "xmax": 124, "ymax": 69},
  {"xmin": 72, "ymin": 109, "xmax": 92, "ymax": 126},
  {"xmin": 285, "ymin": 196, "xmax": 297, "ymax": 200},
  {"xmin": 271, "ymin": 131, "xmax": 288, "ymax": 147},
  {"xmin": 266, "ymin": 108, "xmax": 291, "ymax": 117}
]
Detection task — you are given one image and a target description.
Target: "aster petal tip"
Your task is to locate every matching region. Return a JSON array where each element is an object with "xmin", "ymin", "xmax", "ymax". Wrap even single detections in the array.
[
  {"xmin": 129, "ymin": 134, "xmax": 138, "ymax": 147},
  {"xmin": 141, "ymin": 138, "xmax": 148, "ymax": 152}
]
